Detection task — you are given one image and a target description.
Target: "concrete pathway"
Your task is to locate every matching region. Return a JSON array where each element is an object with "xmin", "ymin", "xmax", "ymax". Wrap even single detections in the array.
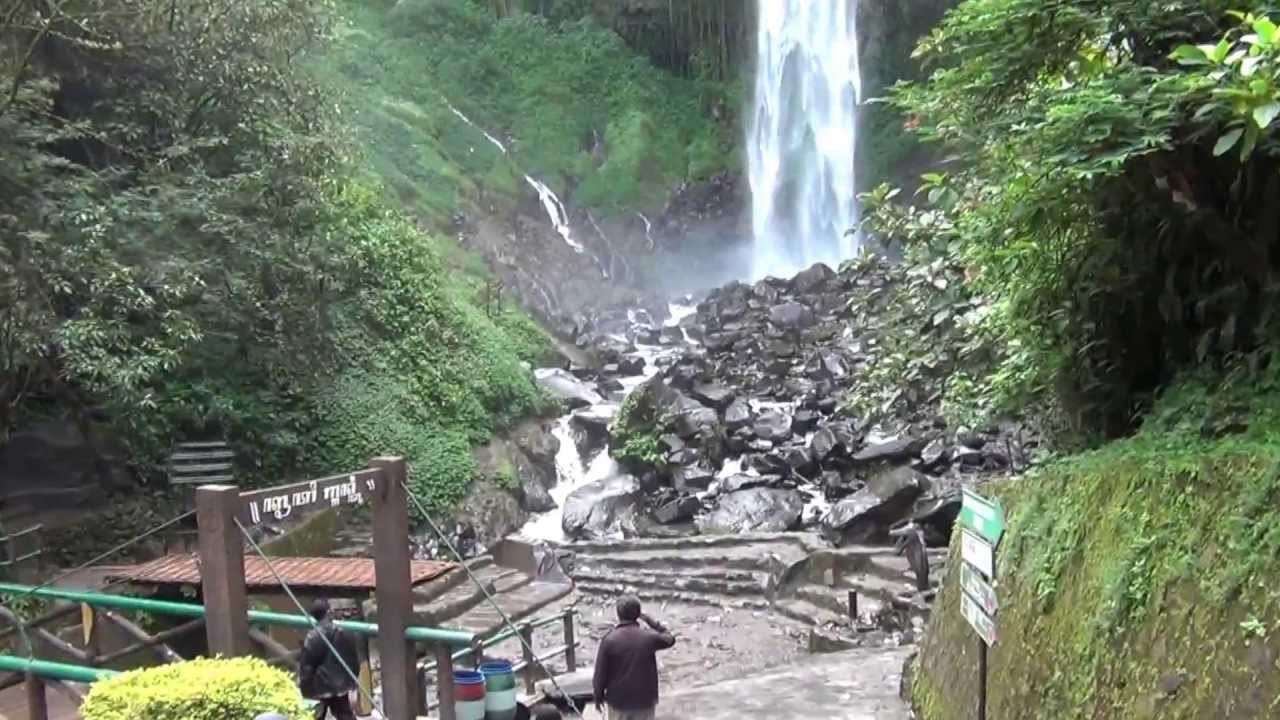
[
  {"xmin": 652, "ymin": 646, "xmax": 912, "ymax": 719},
  {"xmin": 540, "ymin": 645, "xmax": 913, "ymax": 720}
]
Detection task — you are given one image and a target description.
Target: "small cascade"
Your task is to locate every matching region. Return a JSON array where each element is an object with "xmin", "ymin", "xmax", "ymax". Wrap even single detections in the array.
[
  {"xmin": 444, "ymin": 99, "xmax": 584, "ymax": 254},
  {"xmin": 526, "ymin": 175, "xmax": 584, "ymax": 253},
  {"xmin": 519, "ymin": 422, "xmax": 619, "ymax": 543},
  {"xmin": 636, "ymin": 212, "xmax": 655, "ymax": 251}
]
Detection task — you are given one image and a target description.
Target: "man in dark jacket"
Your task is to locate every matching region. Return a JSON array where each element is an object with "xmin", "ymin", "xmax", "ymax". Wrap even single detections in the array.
[
  {"xmin": 592, "ymin": 596, "xmax": 676, "ymax": 720},
  {"xmin": 299, "ymin": 599, "xmax": 360, "ymax": 720}
]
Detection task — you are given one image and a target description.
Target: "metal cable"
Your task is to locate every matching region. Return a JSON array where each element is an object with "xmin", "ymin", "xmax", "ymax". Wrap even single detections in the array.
[
  {"xmin": 235, "ymin": 518, "xmax": 385, "ymax": 719},
  {"xmin": 0, "ymin": 509, "xmax": 195, "ymax": 659},
  {"xmin": 401, "ymin": 483, "xmax": 585, "ymax": 718}
]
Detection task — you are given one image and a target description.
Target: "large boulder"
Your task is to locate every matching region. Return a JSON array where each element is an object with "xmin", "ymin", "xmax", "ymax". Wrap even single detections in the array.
[
  {"xmin": 535, "ymin": 369, "xmax": 604, "ymax": 410},
  {"xmin": 672, "ymin": 396, "xmax": 719, "ymax": 439},
  {"xmin": 697, "ymin": 488, "xmax": 804, "ymax": 534},
  {"xmin": 724, "ymin": 398, "xmax": 754, "ymax": 431},
  {"xmin": 512, "ymin": 422, "xmax": 560, "ymax": 471},
  {"xmin": 652, "ymin": 495, "xmax": 702, "ymax": 525},
  {"xmin": 718, "ymin": 474, "xmax": 774, "ymax": 494},
  {"xmin": 754, "ymin": 411, "xmax": 793, "ymax": 442},
  {"xmin": 911, "ymin": 484, "xmax": 963, "ymax": 543},
  {"xmin": 569, "ymin": 404, "xmax": 618, "ymax": 456},
  {"xmin": 519, "ymin": 471, "xmax": 557, "ymax": 513},
  {"xmin": 617, "ymin": 355, "xmax": 647, "ymax": 376},
  {"xmin": 851, "ymin": 436, "xmax": 922, "ymax": 464},
  {"xmin": 769, "ymin": 302, "xmax": 816, "ymax": 330},
  {"xmin": 673, "ymin": 464, "xmax": 716, "ymax": 492},
  {"xmin": 561, "ymin": 475, "xmax": 641, "ymax": 540},
  {"xmin": 821, "ymin": 466, "xmax": 926, "ymax": 544},
  {"xmin": 691, "ymin": 382, "xmax": 736, "ymax": 411},
  {"xmin": 791, "ymin": 263, "xmax": 837, "ymax": 294}
]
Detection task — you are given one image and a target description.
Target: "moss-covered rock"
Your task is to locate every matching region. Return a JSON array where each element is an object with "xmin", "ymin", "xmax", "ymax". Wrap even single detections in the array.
[
  {"xmin": 608, "ymin": 375, "xmax": 677, "ymax": 473},
  {"xmin": 913, "ymin": 371, "xmax": 1280, "ymax": 719}
]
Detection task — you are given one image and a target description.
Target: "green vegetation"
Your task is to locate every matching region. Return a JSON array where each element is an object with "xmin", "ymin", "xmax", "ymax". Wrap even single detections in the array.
[
  {"xmin": 321, "ymin": 0, "xmax": 740, "ymax": 224},
  {"xmin": 914, "ymin": 358, "xmax": 1280, "ymax": 718},
  {"xmin": 866, "ymin": 1, "xmax": 1280, "ymax": 440},
  {"xmin": 886, "ymin": 3, "xmax": 1280, "ymax": 716},
  {"xmin": 82, "ymin": 657, "xmax": 307, "ymax": 720},
  {"xmin": 1, "ymin": 0, "xmax": 552, "ymax": 515},
  {"xmin": 609, "ymin": 382, "xmax": 670, "ymax": 470}
]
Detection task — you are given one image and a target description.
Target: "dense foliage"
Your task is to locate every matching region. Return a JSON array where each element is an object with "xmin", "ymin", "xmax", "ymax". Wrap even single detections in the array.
[
  {"xmin": 916, "ymin": 354, "xmax": 1280, "ymax": 717},
  {"xmin": 82, "ymin": 657, "xmax": 307, "ymax": 720},
  {"xmin": 866, "ymin": 0, "xmax": 1280, "ymax": 439},
  {"xmin": 1, "ymin": 0, "xmax": 551, "ymax": 509},
  {"xmin": 324, "ymin": 0, "xmax": 740, "ymax": 223}
]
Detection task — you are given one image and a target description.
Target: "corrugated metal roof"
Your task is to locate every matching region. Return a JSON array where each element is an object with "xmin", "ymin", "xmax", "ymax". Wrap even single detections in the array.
[{"xmin": 108, "ymin": 555, "xmax": 455, "ymax": 593}]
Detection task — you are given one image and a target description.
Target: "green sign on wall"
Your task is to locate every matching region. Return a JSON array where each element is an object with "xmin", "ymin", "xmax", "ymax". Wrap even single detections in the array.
[{"xmin": 960, "ymin": 488, "xmax": 1006, "ymax": 546}]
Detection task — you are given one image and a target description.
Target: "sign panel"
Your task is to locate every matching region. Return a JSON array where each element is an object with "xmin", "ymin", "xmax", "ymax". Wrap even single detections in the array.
[
  {"xmin": 962, "ymin": 592, "xmax": 998, "ymax": 647},
  {"xmin": 961, "ymin": 561, "xmax": 999, "ymax": 616},
  {"xmin": 961, "ymin": 529, "xmax": 995, "ymax": 579},
  {"xmin": 960, "ymin": 489, "xmax": 1006, "ymax": 546},
  {"xmin": 239, "ymin": 469, "xmax": 380, "ymax": 525}
]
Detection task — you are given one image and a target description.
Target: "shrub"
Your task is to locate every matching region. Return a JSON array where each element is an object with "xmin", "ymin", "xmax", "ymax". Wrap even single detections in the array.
[{"xmin": 81, "ymin": 657, "xmax": 308, "ymax": 720}]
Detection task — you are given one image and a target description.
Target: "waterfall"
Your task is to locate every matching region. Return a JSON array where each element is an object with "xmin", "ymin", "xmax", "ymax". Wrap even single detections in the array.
[
  {"xmin": 748, "ymin": 0, "xmax": 863, "ymax": 278},
  {"xmin": 445, "ymin": 100, "xmax": 584, "ymax": 254}
]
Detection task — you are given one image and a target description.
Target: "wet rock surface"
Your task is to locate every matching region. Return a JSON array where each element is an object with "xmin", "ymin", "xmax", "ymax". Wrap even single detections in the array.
[{"xmin": 533, "ymin": 258, "xmax": 1038, "ymax": 551}]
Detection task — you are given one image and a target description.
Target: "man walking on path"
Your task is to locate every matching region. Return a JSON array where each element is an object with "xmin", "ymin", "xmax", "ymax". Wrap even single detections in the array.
[
  {"xmin": 593, "ymin": 596, "xmax": 676, "ymax": 720},
  {"xmin": 299, "ymin": 599, "xmax": 360, "ymax": 720}
]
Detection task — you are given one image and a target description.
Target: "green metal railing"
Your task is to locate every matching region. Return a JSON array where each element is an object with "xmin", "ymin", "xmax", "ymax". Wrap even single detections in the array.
[
  {"xmin": 0, "ymin": 582, "xmax": 475, "ymax": 647},
  {"xmin": 0, "ymin": 655, "xmax": 117, "ymax": 684}
]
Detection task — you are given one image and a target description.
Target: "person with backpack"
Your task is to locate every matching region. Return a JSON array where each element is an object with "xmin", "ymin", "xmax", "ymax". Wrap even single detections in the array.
[{"xmin": 299, "ymin": 599, "xmax": 361, "ymax": 720}]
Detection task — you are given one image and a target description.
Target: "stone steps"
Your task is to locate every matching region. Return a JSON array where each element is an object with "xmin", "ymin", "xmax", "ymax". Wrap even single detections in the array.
[
  {"xmin": 449, "ymin": 579, "xmax": 574, "ymax": 636},
  {"xmin": 571, "ymin": 567, "xmax": 768, "ymax": 598},
  {"xmin": 572, "ymin": 579, "xmax": 774, "ymax": 612},
  {"xmin": 565, "ymin": 531, "xmax": 824, "ymax": 555},
  {"xmin": 406, "ymin": 555, "xmax": 569, "ymax": 634},
  {"xmin": 569, "ymin": 552, "xmax": 789, "ymax": 575}
]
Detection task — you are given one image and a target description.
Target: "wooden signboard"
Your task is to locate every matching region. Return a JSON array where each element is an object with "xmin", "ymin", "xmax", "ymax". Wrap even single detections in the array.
[{"xmin": 238, "ymin": 469, "xmax": 381, "ymax": 525}]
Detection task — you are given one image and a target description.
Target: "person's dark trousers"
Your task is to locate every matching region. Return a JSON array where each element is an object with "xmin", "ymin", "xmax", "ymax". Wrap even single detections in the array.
[{"xmin": 312, "ymin": 694, "xmax": 357, "ymax": 720}]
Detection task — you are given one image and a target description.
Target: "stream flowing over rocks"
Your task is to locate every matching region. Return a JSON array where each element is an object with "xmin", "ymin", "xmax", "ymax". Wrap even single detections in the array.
[{"xmin": 521, "ymin": 257, "xmax": 1037, "ymax": 550}]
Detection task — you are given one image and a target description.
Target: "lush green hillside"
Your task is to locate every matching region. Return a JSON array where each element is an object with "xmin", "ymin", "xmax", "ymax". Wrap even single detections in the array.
[
  {"xmin": 870, "ymin": 1, "xmax": 1280, "ymax": 716},
  {"xmin": 915, "ymin": 363, "xmax": 1280, "ymax": 718},
  {"xmin": 322, "ymin": 0, "xmax": 741, "ymax": 224},
  {"xmin": 0, "ymin": 0, "xmax": 554, "ymax": 515}
]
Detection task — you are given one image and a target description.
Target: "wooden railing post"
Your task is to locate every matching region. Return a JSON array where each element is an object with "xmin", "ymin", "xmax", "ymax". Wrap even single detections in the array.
[
  {"xmin": 369, "ymin": 457, "xmax": 417, "ymax": 720},
  {"xmin": 25, "ymin": 673, "xmax": 47, "ymax": 720},
  {"xmin": 435, "ymin": 643, "xmax": 457, "ymax": 720},
  {"xmin": 519, "ymin": 622, "xmax": 536, "ymax": 695},
  {"xmin": 563, "ymin": 609, "xmax": 577, "ymax": 672},
  {"xmin": 196, "ymin": 484, "xmax": 250, "ymax": 657}
]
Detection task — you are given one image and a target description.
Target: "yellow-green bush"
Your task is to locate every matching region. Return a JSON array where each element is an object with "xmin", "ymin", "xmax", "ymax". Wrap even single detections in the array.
[{"xmin": 81, "ymin": 657, "xmax": 308, "ymax": 720}]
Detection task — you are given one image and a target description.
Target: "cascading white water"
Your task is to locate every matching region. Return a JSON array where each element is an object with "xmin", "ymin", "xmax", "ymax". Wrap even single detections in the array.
[
  {"xmin": 748, "ymin": 0, "xmax": 863, "ymax": 278},
  {"xmin": 446, "ymin": 100, "xmax": 584, "ymax": 254}
]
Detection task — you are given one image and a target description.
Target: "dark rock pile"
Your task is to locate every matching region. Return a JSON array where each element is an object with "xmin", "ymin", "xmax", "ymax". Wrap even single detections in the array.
[{"xmin": 539, "ymin": 256, "xmax": 1037, "ymax": 545}]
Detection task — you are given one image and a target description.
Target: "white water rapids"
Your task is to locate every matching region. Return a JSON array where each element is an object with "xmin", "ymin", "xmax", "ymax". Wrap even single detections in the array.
[
  {"xmin": 519, "ymin": 305, "xmax": 695, "ymax": 542},
  {"xmin": 748, "ymin": 0, "xmax": 863, "ymax": 278}
]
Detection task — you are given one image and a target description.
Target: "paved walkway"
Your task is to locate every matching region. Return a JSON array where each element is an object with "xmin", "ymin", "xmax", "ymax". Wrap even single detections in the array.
[
  {"xmin": 542, "ymin": 645, "xmax": 913, "ymax": 720},
  {"xmin": 654, "ymin": 646, "xmax": 912, "ymax": 719}
]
